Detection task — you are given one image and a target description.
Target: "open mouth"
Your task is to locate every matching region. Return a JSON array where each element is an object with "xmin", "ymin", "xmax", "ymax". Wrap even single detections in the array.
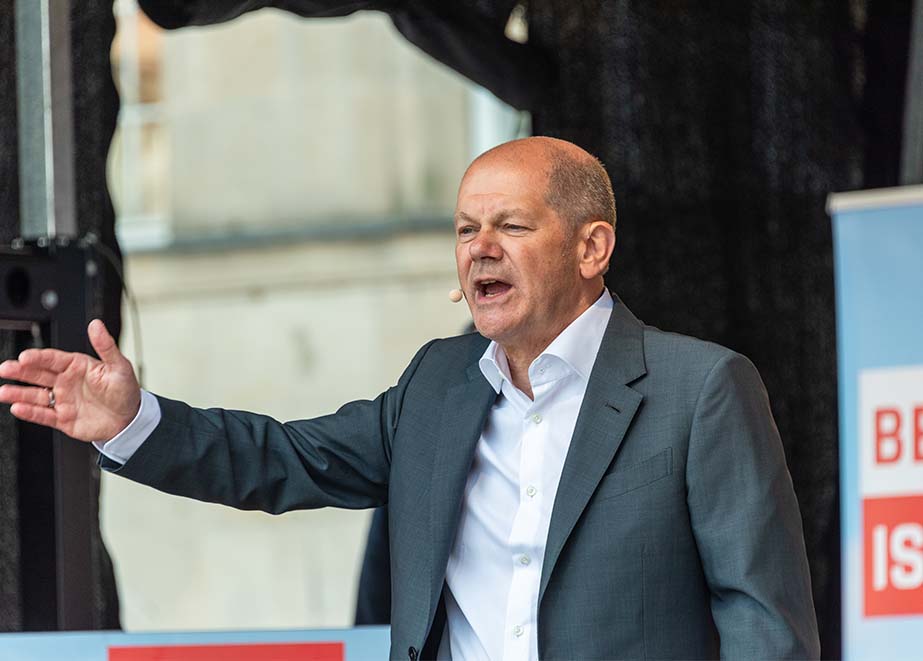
[{"xmin": 475, "ymin": 278, "xmax": 513, "ymax": 301}]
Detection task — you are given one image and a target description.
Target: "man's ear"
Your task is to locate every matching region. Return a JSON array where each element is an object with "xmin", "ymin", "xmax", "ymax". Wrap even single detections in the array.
[{"xmin": 578, "ymin": 221, "xmax": 616, "ymax": 279}]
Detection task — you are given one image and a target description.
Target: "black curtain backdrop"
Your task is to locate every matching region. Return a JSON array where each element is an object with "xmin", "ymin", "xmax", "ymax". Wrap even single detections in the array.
[
  {"xmin": 0, "ymin": 0, "xmax": 122, "ymax": 631},
  {"xmin": 528, "ymin": 5, "xmax": 858, "ymax": 657},
  {"xmin": 1, "ymin": 1, "xmax": 914, "ymax": 654},
  {"xmin": 522, "ymin": 6, "xmax": 910, "ymax": 659}
]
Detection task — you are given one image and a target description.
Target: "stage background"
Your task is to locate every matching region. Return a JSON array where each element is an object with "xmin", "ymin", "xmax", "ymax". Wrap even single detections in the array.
[{"xmin": 1, "ymin": 4, "xmax": 918, "ymax": 658}]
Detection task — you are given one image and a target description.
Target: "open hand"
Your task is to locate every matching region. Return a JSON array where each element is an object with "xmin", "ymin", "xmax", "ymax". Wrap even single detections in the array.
[{"xmin": 0, "ymin": 319, "xmax": 141, "ymax": 442}]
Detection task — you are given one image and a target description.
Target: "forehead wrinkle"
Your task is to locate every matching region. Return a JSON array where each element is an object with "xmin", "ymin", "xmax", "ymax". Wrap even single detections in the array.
[{"xmin": 454, "ymin": 208, "xmax": 531, "ymax": 226}]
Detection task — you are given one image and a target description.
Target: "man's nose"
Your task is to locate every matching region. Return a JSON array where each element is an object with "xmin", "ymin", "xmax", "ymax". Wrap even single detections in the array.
[{"xmin": 469, "ymin": 230, "xmax": 502, "ymax": 260}]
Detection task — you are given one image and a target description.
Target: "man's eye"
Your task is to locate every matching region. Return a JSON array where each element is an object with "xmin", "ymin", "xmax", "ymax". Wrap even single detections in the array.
[
  {"xmin": 458, "ymin": 227, "xmax": 476, "ymax": 236},
  {"xmin": 504, "ymin": 224, "xmax": 526, "ymax": 231}
]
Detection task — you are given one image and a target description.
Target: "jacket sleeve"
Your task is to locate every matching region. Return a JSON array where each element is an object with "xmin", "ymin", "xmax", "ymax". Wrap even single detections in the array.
[
  {"xmin": 108, "ymin": 339, "xmax": 436, "ymax": 514},
  {"xmin": 685, "ymin": 352, "xmax": 821, "ymax": 659}
]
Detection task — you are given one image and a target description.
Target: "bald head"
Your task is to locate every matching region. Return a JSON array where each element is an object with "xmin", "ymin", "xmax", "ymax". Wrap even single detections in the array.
[{"xmin": 465, "ymin": 137, "xmax": 617, "ymax": 236}]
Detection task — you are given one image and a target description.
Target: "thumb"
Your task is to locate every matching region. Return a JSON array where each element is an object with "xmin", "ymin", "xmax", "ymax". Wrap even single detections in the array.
[{"xmin": 87, "ymin": 319, "xmax": 124, "ymax": 365}]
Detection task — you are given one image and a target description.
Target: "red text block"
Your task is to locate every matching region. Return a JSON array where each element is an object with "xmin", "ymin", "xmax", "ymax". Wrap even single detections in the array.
[
  {"xmin": 864, "ymin": 495, "xmax": 923, "ymax": 616},
  {"xmin": 109, "ymin": 641, "xmax": 343, "ymax": 661}
]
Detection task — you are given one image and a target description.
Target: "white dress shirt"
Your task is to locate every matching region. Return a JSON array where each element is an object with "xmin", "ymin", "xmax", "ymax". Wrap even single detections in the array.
[
  {"xmin": 442, "ymin": 291, "xmax": 612, "ymax": 660},
  {"xmin": 95, "ymin": 292, "xmax": 614, "ymax": 661}
]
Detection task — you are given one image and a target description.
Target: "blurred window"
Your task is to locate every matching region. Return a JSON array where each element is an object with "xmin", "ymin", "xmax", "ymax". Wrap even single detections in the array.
[
  {"xmin": 104, "ymin": 0, "xmax": 528, "ymax": 633},
  {"xmin": 109, "ymin": 0, "xmax": 528, "ymax": 251}
]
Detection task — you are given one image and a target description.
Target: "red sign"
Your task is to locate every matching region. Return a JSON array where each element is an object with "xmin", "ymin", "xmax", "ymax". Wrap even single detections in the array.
[
  {"xmin": 109, "ymin": 641, "xmax": 343, "ymax": 661},
  {"xmin": 863, "ymin": 495, "xmax": 923, "ymax": 616}
]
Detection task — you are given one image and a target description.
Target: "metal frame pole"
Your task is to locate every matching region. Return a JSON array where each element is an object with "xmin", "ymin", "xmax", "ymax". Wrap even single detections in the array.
[
  {"xmin": 12, "ymin": 0, "xmax": 94, "ymax": 631},
  {"xmin": 902, "ymin": 0, "xmax": 923, "ymax": 184},
  {"xmin": 15, "ymin": 0, "xmax": 78, "ymax": 240}
]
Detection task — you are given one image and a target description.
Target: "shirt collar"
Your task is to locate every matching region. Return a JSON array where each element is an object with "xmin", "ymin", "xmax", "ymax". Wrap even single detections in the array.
[{"xmin": 478, "ymin": 290, "xmax": 614, "ymax": 394}]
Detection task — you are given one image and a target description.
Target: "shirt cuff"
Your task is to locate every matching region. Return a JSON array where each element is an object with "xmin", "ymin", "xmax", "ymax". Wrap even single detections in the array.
[{"xmin": 92, "ymin": 389, "xmax": 162, "ymax": 465}]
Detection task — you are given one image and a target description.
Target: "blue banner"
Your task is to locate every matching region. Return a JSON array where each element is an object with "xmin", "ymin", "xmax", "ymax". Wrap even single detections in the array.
[{"xmin": 830, "ymin": 186, "xmax": 923, "ymax": 660}]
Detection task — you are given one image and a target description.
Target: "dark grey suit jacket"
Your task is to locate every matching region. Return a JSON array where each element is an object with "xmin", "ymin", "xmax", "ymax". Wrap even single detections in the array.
[{"xmin": 110, "ymin": 295, "xmax": 820, "ymax": 659}]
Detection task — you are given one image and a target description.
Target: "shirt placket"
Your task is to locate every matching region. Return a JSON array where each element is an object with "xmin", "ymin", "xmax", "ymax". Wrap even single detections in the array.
[{"xmin": 501, "ymin": 384, "xmax": 548, "ymax": 661}]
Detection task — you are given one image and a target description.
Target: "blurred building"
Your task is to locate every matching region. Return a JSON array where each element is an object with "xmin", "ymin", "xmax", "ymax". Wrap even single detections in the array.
[{"xmin": 105, "ymin": 0, "xmax": 525, "ymax": 631}]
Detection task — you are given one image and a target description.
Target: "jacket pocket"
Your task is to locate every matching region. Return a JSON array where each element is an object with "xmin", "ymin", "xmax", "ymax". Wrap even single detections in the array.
[{"xmin": 595, "ymin": 447, "xmax": 673, "ymax": 501}]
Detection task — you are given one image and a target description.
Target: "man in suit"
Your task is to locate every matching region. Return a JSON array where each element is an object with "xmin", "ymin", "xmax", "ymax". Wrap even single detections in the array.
[{"xmin": 0, "ymin": 137, "xmax": 819, "ymax": 659}]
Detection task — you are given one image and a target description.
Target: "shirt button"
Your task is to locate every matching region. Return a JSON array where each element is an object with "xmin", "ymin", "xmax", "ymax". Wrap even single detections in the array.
[
  {"xmin": 531, "ymin": 413, "xmax": 542, "ymax": 424},
  {"xmin": 519, "ymin": 554, "xmax": 531, "ymax": 566},
  {"xmin": 526, "ymin": 485, "xmax": 537, "ymax": 497},
  {"xmin": 513, "ymin": 625, "xmax": 524, "ymax": 637}
]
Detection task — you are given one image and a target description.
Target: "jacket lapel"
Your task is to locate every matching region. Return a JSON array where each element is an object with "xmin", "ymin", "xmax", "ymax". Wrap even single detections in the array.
[
  {"xmin": 428, "ymin": 360, "xmax": 498, "ymax": 625},
  {"xmin": 539, "ymin": 295, "xmax": 647, "ymax": 604}
]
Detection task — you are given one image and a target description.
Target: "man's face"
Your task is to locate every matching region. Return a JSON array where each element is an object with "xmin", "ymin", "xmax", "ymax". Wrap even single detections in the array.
[{"xmin": 454, "ymin": 158, "xmax": 584, "ymax": 352}]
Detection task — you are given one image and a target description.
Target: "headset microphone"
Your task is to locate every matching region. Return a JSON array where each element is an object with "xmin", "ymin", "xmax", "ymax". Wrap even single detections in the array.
[{"xmin": 449, "ymin": 289, "xmax": 464, "ymax": 303}]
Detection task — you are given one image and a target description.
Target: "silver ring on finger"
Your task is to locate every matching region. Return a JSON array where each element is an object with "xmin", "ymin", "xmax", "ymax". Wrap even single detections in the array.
[{"xmin": 47, "ymin": 388, "xmax": 56, "ymax": 409}]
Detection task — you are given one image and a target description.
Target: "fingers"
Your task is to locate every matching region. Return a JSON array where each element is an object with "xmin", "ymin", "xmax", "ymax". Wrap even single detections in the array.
[
  {"xmin": 16, "ymin": 347, "xmax": 75, "ymax": 373},
  {"xmin": 0, "ymin": 361, "xmax": 58, "ymax": 388},
  {"xmin": 88, "ymin": 319, "xmax": 124, "ymax": 365},
  {"xmin": 9, "ymin": 402, "xmax": 59, "ymax": 428},
  {"xmin": 0, "ymin": 384, "xmax": 55, "ymax": 407}
]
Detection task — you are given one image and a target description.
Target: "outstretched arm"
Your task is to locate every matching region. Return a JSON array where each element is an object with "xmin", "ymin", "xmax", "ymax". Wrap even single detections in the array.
[
  {"xmin": 2, "ymin": 319, "xmax": 434, "ymax": 514},
  {"xmin": 0, "ymin": 320, "xmax": 141, "ymax": 441}
]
